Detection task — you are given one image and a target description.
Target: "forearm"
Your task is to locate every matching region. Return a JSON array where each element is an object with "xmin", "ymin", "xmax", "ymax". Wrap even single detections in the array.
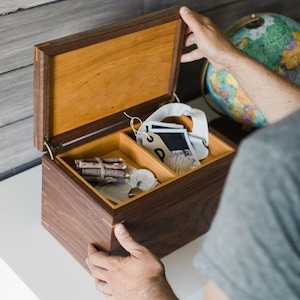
[
  {"xmin": 225, "ymin": 50, "xmax": 300, "ymax": 123},
  {"xmin": 87, "ymin": 224, "xmax": 180, "ymax": 300},
  {"xmin": 145, "ymin": 277, "xmax": 179, "ymax": 300}
]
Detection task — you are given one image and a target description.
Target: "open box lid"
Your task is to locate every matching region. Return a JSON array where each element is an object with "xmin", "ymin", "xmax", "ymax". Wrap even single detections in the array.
[{"xmin": 34, "ymin": 6, "xmax": 186, "ymax": 152}]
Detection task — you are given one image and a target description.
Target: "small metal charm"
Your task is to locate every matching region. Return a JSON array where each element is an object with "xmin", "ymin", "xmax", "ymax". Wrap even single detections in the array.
[{"xmin": 128, "ymin": 181, "xmax": 143, "ymax": 198}]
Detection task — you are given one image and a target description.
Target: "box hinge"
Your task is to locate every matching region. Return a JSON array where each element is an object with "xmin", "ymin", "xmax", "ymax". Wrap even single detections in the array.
[
  {"xmin": 159, "ymin": 92, "xmax": 181, "ymax": 107},
  {"xmin": 44, "ymin": 140, "xmax": 63, "ymax": 160},
  {"xmin": 173, "ymin": 92, "xmax": 180, "ymax": 103}
]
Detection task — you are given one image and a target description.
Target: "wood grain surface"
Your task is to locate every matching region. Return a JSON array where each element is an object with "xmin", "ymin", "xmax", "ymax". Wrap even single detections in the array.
[{"xmin": 1, "ymin": 0, "xmax": 300, "ymax": 180}]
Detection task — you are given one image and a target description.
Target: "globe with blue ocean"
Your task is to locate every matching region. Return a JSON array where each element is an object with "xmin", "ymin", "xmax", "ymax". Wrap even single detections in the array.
[{"xmin": 205, "ymin": 13, "xmax": 300, "ymax": 127}]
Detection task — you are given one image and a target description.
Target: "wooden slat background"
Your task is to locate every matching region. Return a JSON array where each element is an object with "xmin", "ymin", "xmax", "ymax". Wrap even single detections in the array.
[
  {"xmin": 0, "ymin": 0, "xmax": 58, "ymax": 15},
  {"xmin": 1, "ymin": 0, "xmax": 299, "ymax": 180}
]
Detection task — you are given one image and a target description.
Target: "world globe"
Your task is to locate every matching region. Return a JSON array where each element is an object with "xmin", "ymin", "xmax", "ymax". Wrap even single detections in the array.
[{"xmin": 204, "ymin": 13, "xmax": 300, "ymax": 127}]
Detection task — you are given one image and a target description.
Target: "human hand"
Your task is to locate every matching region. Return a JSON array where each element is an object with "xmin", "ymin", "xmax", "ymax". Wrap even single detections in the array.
[
  {"xmin": 180, "ymin": 6, "xmax": 239, "ymax": 71},
  {"xmin": 86, "ymin": 223, "xmax": 178, "ymax": 299}
]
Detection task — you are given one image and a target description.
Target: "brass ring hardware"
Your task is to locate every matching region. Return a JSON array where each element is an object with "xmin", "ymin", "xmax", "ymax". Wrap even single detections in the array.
[{"xmin": 44, "ymin": 141, "xmax": 54, "ymax": 160}]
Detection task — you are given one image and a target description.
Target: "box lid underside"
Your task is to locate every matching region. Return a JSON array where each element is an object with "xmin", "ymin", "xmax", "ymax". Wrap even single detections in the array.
[{"xmin": 34, "ymin": 7, "xmax": 185, "ymax": 151}]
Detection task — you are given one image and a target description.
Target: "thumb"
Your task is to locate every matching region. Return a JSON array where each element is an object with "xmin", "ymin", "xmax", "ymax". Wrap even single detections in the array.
[
  {"xmin": 179, "ymin": 6, "xmax": 195, "ymax": 29},
  {"xmin": 180, "ymin": 6, "xmax": 209, "ymax": 34},
  {"xmin": 179, "ymin": 6, "xmax": 191, "ymax": 17},
  {"xmin": 114, "ymin": 223, "xmax": 144, "ymax": 257},
  {"xmin": 86, "ymin": 243, "xmax": 98, "ymax": 267},
  {"xmin": 88, "ymin": 243, "xmax": 99, "ymax": 255}
]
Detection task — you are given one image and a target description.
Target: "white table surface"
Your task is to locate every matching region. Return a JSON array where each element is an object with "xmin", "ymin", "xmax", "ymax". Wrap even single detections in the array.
[{"xmin": 0, "ymin": 165, "xmax": 207, "ymax": 299}]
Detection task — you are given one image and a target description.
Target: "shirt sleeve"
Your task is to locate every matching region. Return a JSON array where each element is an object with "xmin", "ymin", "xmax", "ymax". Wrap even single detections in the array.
[{"xmin": 194, "ymin": 129, "xmax": 300, "ymax": 300}]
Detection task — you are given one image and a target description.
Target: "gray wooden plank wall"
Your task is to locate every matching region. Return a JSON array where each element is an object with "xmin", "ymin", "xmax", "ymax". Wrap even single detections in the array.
[{"xmin": 1, "ymin": 0, "xmax": 299, "ymax": 180}]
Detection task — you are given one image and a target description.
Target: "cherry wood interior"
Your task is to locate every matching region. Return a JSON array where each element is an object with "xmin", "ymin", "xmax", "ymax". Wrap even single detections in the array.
[
  {"xmin": 34, "ymin": 7, "xmax": 186, "ymax": 151},
  {"xmin": 50, "ymin": 22, "xmax": 177, "ymax": 136},
  {"xmin": 56, "ymin": 126, "xmax": 235, "ymax": 208}
]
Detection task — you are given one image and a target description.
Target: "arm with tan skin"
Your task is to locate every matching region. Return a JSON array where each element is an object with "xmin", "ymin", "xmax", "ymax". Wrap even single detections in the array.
[
  {"xmin": 203, "ymin": 281, "xmax": 231, "ymax": 300},
  {"xmin": 87, "ymin": 223, "xmax": 230, "ymax": 300},
  {"xmin": 180, "ymin": 6, "xmax": 300, "ymax": 124},
  {"xmin": 87, "ymin": 223, "xmax": 231, "ymax": 300},
  {"xmin": 87, "ymin": 7, "xmax": 300, "ymax": 300},
  {"xmin": 87, "ymin": 223, "xmax": 178, "ymax": 300}
]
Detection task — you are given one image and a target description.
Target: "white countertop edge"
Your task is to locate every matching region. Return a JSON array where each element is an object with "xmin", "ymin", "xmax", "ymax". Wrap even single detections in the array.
[{"xmin": 0, "ymin": 165, "xmax": 206, "ymax": 300}]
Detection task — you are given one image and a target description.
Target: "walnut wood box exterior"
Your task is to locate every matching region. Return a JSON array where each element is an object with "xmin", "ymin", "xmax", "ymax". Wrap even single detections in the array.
[{"xmin": 34, "ymin": 7, "xmax": 236, "ymax": 271}]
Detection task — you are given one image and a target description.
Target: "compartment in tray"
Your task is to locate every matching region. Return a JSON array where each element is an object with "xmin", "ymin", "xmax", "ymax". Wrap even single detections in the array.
[
  {"xmin": 56, "ymin": 129, "xmax": 176, "ymax": 205},
  {"xmin": 124, "ymin": 115, "xmax": 235, "ymax": 172}
]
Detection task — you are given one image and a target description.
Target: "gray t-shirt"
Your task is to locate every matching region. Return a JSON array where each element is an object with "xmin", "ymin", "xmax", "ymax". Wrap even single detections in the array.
[{"xmin": 195, "ymin": 109, "xmax": 300, "ymax": 300}]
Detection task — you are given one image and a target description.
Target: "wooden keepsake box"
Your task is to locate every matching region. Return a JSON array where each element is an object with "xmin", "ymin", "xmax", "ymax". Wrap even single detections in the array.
[{"xmin": 34, "ymin": 6, "xmax": 236, "ymax": 272}]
